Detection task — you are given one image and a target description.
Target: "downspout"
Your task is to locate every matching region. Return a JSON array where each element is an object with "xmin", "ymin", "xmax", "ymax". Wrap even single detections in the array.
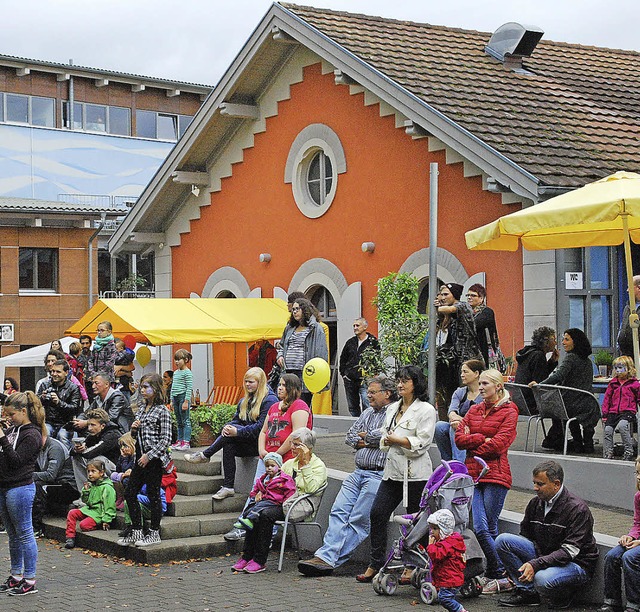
[{"xmin": 88, "ymin": 213, "xmax": 106, "ymax": 307}]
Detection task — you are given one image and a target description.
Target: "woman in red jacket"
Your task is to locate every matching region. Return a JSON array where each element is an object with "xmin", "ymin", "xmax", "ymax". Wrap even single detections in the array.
[{"xmin": 454, "ymin": 368, "xmax": 518, "ymax": 595}]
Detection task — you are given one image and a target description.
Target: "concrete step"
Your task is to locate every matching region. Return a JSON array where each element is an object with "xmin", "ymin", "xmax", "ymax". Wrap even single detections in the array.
[
  {"xmin": 168, "ymin": 492, "xmax": 245, "ymax": 517},
  {"xmin": 177, "ymin": 472, "xmax": 224, "ymax": 496},
  {"xmin": 42, "ymin": 517, "xmax": 241, "ymax": 563},
  {"xmin": 171, "ymin": 451, "xmax": 221, "ymax": 477}
]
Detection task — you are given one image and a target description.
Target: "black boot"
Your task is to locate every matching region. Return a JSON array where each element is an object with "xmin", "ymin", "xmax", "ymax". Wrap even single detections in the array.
[
  {"xmin": 583, "ymin": 426, "xmax": 595, "ymax": 453},
  {"xmin": 568, "ymin": 421, "xmax": 584, "ymax": 453}
]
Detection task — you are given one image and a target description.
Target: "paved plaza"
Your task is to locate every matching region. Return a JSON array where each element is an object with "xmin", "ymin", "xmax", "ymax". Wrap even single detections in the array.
[{"xmin": 0, "ymin": 534, "xmax": 601, "ymax": 612}]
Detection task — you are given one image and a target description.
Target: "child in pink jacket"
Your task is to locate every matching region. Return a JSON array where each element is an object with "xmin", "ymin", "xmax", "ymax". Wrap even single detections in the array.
[
  {"xmin": 235, "ymin": 452, "xmax": 295, "ymax": 531},
  {"xmin": 602, "ymin": 356, "xmax": 640, "ymax": 461}
]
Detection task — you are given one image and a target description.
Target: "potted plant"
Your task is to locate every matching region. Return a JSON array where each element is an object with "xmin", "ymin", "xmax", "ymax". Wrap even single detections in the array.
[
  {"xmin": 594, "ymin": 349, "xmax": 613, "ymax": 377},
  {"xmin": 189, "ymin": 403, "xmax": 237, "ymax": 447}
]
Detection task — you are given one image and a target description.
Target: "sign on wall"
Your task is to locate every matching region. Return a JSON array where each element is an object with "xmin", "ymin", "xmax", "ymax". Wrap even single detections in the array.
[{"xmin": 0, "ymin": 324, "xmax": 14, "ymax": 342}]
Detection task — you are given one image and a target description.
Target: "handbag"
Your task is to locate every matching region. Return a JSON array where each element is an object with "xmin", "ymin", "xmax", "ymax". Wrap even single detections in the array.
[
  {"xmin": 485, "ymin": 328, "xmax": 507, "ymax": 373},
  {"xmin": 268, "ymin": 362, "xmax": 283, "ymax": 392}
]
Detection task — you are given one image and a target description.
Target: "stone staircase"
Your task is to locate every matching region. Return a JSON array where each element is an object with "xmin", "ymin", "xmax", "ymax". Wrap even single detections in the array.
[{"xmin": 42, "ymin": 451, "xmax": 244, "ymax": 564}]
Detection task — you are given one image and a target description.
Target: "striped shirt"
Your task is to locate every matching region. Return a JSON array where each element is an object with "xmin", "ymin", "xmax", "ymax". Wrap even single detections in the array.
[
  {"xmin": 345, "ymin": 403, "xmax": 390, "ymax": 471},
  {"xmin": 171, "ymin": 368, "xmax": 193, "ymax": 399},
  {"xmin": 285, "ymin": 328, "xmax": 309, "ymax": 370}
]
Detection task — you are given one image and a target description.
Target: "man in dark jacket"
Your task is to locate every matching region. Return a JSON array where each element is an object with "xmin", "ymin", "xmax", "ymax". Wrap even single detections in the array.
[
  {"xmin": 514, "ymin": 327, "xmax": 558, "ymax": 412},
  {"xmin": 39, "ymin": 359, "xmax": 82, "ymax": 449},
  {"xmin": 339, "ymin": 318, "xmax": 380, "ymax": 417},
  {"xmin": 89, "ymin": 371, "xmax": 133, "ymax": 433},
  {"xmin": 496, "ymin": 460, "xmax": 598, "ymax": 609}
]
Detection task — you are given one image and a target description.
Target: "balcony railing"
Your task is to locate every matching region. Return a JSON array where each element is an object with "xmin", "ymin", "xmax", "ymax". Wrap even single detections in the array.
[{"xmin": 99, "ymin": 290, "xmax": 156, "ymax": 299}]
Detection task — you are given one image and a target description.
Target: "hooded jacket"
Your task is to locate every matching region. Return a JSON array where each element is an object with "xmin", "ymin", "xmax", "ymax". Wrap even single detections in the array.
[
  {"xmin": 73, "ymin": 422, "xmax": 121, "ymax": 465},
  {"xmin": 455, "ymin": 393, "xmax": 518, "ymax": 488},
  {"xmin": 250, "ymin": 470, "xmax": 296, "ymax": 505},
  {"xmin": 427, "ymin": 532, "xmax": 466, "ymax": 587},
  {"xmin": 514, "ymin": 345, "xmax": 557, "ymax": 386},
  {"xmin": 80, "ymin": 476, "xmax": 117, "ymax": 524},
  {"xmin": 0, "ymin": 423, "xmax": 42, "ymax": 489},
  {"xmin": 601, "ymin": 376, "xmax": 640, "ymax": 419}
]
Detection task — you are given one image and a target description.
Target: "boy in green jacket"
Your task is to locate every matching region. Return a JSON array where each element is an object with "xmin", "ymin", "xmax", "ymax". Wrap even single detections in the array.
[{"xmin": 65, "ymin": 458, "xmax": 116, "ymax": 549}]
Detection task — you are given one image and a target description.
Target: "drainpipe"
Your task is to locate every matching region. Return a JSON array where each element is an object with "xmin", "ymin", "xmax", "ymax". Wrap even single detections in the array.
[
  {"xmin": 88, "ymin": 213, "xmax": 106, "ymax": 307},
  {"xmin": 68, "ymin": 59, "xmax": 74, "ymax": 130}
]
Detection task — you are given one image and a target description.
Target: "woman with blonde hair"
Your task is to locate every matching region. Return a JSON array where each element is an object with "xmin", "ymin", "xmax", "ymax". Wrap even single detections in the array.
[
  {"xmin": 185, "ymin": 367, "xmax": 278, "ymax": 500},
  {"xmin": 455, "ymin": 368, "xmax": 518, "ymax": 595},
  {"xmin": 0, "ymin": 391, "xmax": 46, "ymax": 596}
]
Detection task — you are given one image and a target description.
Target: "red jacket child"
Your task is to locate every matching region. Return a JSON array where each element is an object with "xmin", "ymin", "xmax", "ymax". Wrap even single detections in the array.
[{"xmin": 426, "ymin": 509, "xmax": 466, "ymax": 588}]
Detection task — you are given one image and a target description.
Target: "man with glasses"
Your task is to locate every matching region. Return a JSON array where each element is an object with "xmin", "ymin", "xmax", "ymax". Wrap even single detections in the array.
[
  {"xmin": 339, "ymin": 318, "xmax": 380, "ymax": 417},
  {"xmin": 298, "ymin": 375, "xmax": 396, "ymax": 576}
]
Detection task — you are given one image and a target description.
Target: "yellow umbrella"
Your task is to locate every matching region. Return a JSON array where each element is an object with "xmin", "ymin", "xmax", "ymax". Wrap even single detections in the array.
[{"xmin": 465, "ymin": 171, "xmax": 640, "ymax": 369}]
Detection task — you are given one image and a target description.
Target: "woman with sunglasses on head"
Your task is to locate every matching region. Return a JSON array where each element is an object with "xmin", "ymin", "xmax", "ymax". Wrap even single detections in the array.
[
  {"xmin": 117, "ymin": 373, "xmax": 171, "ymax": 548},
  {"xmin": 276, "ymin": 297, "xmax": 328, "ymax": 406}
]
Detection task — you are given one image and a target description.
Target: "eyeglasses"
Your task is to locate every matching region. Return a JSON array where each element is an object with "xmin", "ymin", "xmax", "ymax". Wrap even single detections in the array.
[
  {"xmin": 366, "ymin": 389, "xmax": 384, "ymax": 396},
  {"xmin": 291, "ymin": 307, "xmax": 301, "ymax": 312}
]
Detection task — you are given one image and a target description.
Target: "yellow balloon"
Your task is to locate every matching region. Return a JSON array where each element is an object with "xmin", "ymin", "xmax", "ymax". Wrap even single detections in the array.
[
  {"xmin": 302, "ymin": 358, "xmax": 330, "ymax": 393},
  {"xmin": 136, "ymin": 345, "xmax": 152, "ymax": 368}
]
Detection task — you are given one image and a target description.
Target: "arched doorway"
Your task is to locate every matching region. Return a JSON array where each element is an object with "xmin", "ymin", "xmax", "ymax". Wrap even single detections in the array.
[{"xmin": 417, "ymin": 276, "xmax": 444, "ymax": 315}]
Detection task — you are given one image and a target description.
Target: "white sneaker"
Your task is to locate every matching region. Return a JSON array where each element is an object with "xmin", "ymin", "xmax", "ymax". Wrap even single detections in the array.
[
  {"xmin": 135, "ymin": 529, "xmax": 161, "ymax": 547},
  {"xmin": 212, "ymin": 486, "xmax": 235, "ymax": 500},
  {"xmin": 118, "ymin": 528, "xmax": 144, "ymax": 546},
  {"xmin": 184, "ymin": 451, "xmax": 209, "ymax": 464}
]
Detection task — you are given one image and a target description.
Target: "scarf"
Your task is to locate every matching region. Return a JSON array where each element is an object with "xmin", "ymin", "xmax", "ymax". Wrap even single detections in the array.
[
  {"xmin": 94, "ymin": 334, "xmax": 114, "ymax": 350},
  {"xmin": 472, "ymin": 302, "xmax": 486, "ymax": 315}
]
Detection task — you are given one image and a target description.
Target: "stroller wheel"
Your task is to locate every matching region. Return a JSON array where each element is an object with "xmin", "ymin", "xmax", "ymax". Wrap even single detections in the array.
[
  {"xmin": 419, "ymin": 582, "xmax": 438, "ymax": 605},
  {"xmin": 380, "ymin": 573, "xmax": 398, "ymax": 595},
  {"xmin": 372, "ymin": 572, "xmax": 384, "ymax": 595}
]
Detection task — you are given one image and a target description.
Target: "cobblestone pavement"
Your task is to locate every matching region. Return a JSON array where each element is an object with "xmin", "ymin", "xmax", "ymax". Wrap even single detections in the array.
[{"xmin": 0, "ymin": 535, "xmax": 600, "ymax": 612}]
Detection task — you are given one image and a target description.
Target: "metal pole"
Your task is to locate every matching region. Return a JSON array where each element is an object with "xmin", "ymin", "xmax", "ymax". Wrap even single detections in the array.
[
  {"xmin": 88, "ymin": 213, "xmax": 106, "ymax": 308},
  {"xmin": 428, "ymin": 163, "xmax": 439, "ymax": 406},
  {"xmin": 621, "ymin": 213, "xmax": 640, "ymax": 373}
]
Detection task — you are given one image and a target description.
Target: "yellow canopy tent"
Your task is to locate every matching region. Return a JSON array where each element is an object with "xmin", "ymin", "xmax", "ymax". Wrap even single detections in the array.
[{"xmin": 65, "ymin": 298, "xmax": 290, "ymax": 345}]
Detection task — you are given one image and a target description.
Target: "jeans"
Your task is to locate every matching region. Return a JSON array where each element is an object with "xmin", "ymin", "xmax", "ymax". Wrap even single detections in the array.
[
  {"xmin": 172, "ymin": 392, "xmax": 191, "ymax": 442},
  {"xmin": 438, "ymin": 586, "xmax": 463, "ymax": 612},
  {"xmin": 603, "ymin": 544, "xmax": 640, "ymax": 609},
  {"xmin": 369, "ymin": 478, "xmax": 425, "ymax": 570},
  {"xmin": 496, "ymin": 533, "xmax": 588, "ymax": 598},
  {"xmin": 125, "ymin": 458, "xmax": 163, "ymax": 531},
  {"xmin": 315, "ymin": 468, "xmax": 383, "ymax": 568},
  {"xmin": 236, "ymin": 461, "xmax": 267, "ymax": 520},
  {"xmin": 343, "ymin": 378, "xmax": 370, "ymax": 417},
  {"xmin": 0, "ymin": 483, "xmax": 38, "ymax": 579},
  {"xmin": 45, "ymin": 423, "xmax": 74, "ymax": 451},
  {"xmin": 241, "ymin": 504, "xmax": 285, "ymax": 565},
  {"xmin": 434, "ymin": 421, "xmax": 466, "ymax": 462},
  {"xmin": 471, "ymin": 482, "xmax": 508, "ymax": 578},
  {"xmin": 203, "ymin": 435, "xmax": 258, "ymax": 489}
]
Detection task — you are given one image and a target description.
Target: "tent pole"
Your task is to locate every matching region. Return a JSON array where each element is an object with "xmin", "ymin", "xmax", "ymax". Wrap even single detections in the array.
[
  {"xmin": 428, "ymin": 163, "xmax": 439, "ymax": 406},
  {"xmin": 621, "ymin": 213, "xmax": 640, "ymax": 373}
]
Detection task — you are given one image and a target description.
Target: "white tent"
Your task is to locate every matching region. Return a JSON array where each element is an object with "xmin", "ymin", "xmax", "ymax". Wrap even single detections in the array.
[{"xmin": 0, "ymin": 337, "xmax": 157, "ymax": 385}]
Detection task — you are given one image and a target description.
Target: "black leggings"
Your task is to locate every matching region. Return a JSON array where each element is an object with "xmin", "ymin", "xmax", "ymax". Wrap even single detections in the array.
[
  {"xmin": 125, "ymin": 458, "xmax": 163, "ymax": 531},
  {"xmin": 203, "ymin": 435, "xmax": 258, "ymax": 488},
  {"xmin": 369, "ymin": 479, "xmax": 426, "ymax": 570},
  {"xmin": 241, "ymin": 504, "xmax": 285, "ymax": 565}
]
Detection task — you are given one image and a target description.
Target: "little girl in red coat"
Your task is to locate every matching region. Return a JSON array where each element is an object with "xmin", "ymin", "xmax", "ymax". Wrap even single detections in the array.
[{"xmin": 427, "ymin": 509, "xmax": 468, "ymax": 612}]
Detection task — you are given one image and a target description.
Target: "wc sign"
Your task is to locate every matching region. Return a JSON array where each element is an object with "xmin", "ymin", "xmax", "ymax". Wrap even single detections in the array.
[{"xmin": 565, "ymin": 272, "xmax": 583, "ymax": 290}]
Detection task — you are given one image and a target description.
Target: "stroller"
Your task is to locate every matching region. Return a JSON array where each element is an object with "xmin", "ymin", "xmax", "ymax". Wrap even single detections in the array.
[{"xmin": 372, "ymin": 458, "xmax": 488, "ymax": 604}]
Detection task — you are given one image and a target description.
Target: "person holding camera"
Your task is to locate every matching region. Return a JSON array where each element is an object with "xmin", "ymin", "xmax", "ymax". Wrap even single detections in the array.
[{"xmin": 39, "ymin": 359, "xmax": 82, "ymax": 450}]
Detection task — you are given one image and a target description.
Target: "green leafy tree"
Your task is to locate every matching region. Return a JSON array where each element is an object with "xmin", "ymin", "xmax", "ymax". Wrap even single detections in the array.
[{"xmin": 361, "ymin": 272, "xmax": 429, "ymax": 377}]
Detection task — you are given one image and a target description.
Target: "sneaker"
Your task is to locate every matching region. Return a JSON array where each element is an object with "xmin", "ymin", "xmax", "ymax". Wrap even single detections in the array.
[
  {"xmin": 482, "ymin": 576, "xmax": 514, "ymax": 594},
  {"xmin": 223, "ymin": 527, "xmax": 246, "ymax": 541},
  {"xmin": 243, "ymin": 560, "xmax": 266, "ymax": 574},
  {"xmin": 498, "ymin": 588, "xmax": 541, "ymax": 607},
  {"xmin": 7, "ymin": 580, "xmax": 38, "ymax": 596},
  {"xmin": 212, "ymin": 486, "xmax": 235, "ymax": 500},
  {"xmin": 184, "ymin": 451, "xmax": 209, "ymax": 464},
  {"xmin": 135, "ymin": 529, "xmax": 161, "ymax": 547},
  {"xmin": 181, "ymin": 441, "xmax": 191, "ymax": 450},
  {"xmin": 623, "ymin": 452, "xmax": 636, "ymax": 461},
  {"xmin": 170, "ymin": 441, "xmax": 183, "ymax": 450},
  {"xmin": 0, "ymin": 576, "xmax": 22, "ymax": 592},
  {"xmin": 64, "ymin": 538, "xmax": 75, "ymax": 549},
  {"xmin": 298, "ymin": 556, "xmax": 334, "ymax": 577},
  {"xmin": 238, "ymin": 517, "xmax": 254, "ymax": 531},
  {"xmin": 33, "ymin": 528, "xmax": 44, "ymax": 538},
  {"xmin": 232, "ymin": 558, "xmax": 250, "ymax": 571},
  {"xmin": 118, "ymin": 528, "xmax": 144, "ymax": 546}
]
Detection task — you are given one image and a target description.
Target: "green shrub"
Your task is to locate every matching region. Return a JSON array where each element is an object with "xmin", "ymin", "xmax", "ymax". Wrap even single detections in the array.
[{"xmin": 189, "ymin": 403, "xmax": 237, "ymax": 442}]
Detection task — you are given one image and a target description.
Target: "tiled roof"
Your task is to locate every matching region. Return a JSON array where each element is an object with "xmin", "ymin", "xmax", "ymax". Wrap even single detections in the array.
[
  {"xmin": 0, "ymin": 196, "xmax": 127, "ymax": 215},
  {"xmin": 283, "ymin": 4, "xmax": 640, "ymax": 188}
]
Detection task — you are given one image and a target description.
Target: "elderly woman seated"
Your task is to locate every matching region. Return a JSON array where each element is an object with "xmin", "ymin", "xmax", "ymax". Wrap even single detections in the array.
[{"xmin": 232, "ymin": 427, "xmax": 327, "ymax": 573}]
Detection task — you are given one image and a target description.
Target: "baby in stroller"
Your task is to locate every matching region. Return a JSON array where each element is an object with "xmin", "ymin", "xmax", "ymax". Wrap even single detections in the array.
[{"xmin": 372, "ymin": 459, "xmax": 487, "ymax": 605}]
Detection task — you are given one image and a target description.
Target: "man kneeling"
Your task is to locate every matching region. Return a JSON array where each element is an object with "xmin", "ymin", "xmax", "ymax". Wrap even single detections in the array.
[{"xmin": 496, "ymin": 460, "xmax": 598, "ymax": 608}]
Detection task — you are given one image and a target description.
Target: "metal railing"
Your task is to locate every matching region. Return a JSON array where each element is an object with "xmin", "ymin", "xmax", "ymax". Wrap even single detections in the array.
[{"xmin": 99, "ymin": 290, "xmax": 156, "ymax": 299}]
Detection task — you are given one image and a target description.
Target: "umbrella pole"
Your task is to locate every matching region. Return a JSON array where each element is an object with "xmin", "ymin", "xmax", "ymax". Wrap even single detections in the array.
[{"xmin": 621, "ymin": 213, "xmax": 640, "ymax": 373}]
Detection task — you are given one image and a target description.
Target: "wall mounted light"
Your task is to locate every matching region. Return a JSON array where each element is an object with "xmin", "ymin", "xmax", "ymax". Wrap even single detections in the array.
[
  {"xmin": 259, "ymin": 253, "xmax": 271, "ymax": 263},
  {"xmin": 191, "ymin": 185, "xmax": 200, "ymax": 197},
  {"xmin": 361, "ymin": 242, "xmax": 375, "ymax": 253}
]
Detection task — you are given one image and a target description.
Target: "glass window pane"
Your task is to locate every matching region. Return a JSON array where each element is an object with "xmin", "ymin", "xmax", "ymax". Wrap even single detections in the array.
[
  {"xmin": 308, "ymin": 180, "xmax": 321, "ymax": 205},
  {"xmin": 108, "ymin": 106, "xmax": 130, "ymax": 136},
  {"xmin": 178, "ymin": 114, "xmax": 192, "ymax": 137},
  {"xmin": 590, "ymin": 246, "xmax": 610, "ymax": 289},
  {"xmin": 85, "ymin": 104, "xmax": 106, "ymax": 132},
  {"xmin": 18, "ymin": 249, "xmax": 34, "ymax": 289},
  {"xmin": 6, "ymin": 94, "xmax": 28, "ymax": 123},
  {"xmin": 308, "ymin": 154, "xmax": 320, "ymax": 181},
  {"xmin": 73, "ymin": 102, "xmax": 83, "ymax": 129},
  {"xmin": 0, "ymin": 93, "xmax": 4, "ymax": 122},
  {"xmin": 136, "ymin": 110, "xmax": 156, "ymax": 138},
  {"xmin": 36, "ymin": 249, "xmax": 56, "ymax": 290},
  {"xmin": 591, "ymin": 296, "xmax": 611, "ymax": 347},
  {"xmin": 31, "ymin": 97, "xmax": 55, "ymax": 127},
  {"xmin": 157, "ymin": 113, "xmax": 177, "ymax": 140},
  {"xmin": 569, "ymin": 296, "xmax": 585, "ymax": 330}
]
